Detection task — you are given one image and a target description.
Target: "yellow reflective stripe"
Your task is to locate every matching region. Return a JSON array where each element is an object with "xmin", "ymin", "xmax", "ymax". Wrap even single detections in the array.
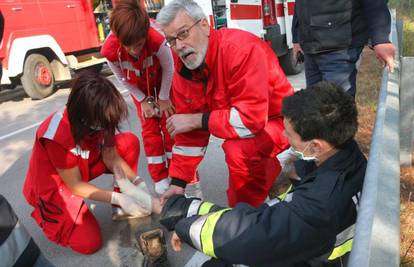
[
  {"xmin": 328, "ymin": 239, "xmax": 353, "ymax": 260},
  {"xmin": 278, "ymin": 184, "xmax": 293, "ymax": 201},
  {"xmin": 201, "ymin": 208, "xmax": 231, "ymax": 257},
  {"xmin": 198, "ymin": 202, "xmax": 214, "ymax": 215}
]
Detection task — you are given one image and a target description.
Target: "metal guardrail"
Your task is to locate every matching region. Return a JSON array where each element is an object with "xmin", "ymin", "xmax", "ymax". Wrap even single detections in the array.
[{"xmin": 348, "ymin": 10, "xmax": 401, "ymax": 267}]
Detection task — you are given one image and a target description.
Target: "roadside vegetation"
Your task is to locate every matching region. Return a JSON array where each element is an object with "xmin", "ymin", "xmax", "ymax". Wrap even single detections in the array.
[
  {"xmin": 388, "ymin": 1, "xmax": 414, "ymax": 266},
  {"xmin": 358, "ymin": 2, "xmax": 414, "ymax": 264}
]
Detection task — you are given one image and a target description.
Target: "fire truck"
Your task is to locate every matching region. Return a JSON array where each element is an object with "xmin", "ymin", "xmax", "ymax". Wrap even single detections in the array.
[
  {"xmin": 0, "ymin": 0, "xmax": 115, "ymax": 99},
  {"xmin": 0, "ymin": 0, "xmax": 300, "ymax": 100}
]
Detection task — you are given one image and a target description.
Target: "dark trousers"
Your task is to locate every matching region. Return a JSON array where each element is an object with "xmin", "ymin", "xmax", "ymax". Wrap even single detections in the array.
[{"xmin": 304, "ymin": 47, "xmax": 363, "ymax": 97}]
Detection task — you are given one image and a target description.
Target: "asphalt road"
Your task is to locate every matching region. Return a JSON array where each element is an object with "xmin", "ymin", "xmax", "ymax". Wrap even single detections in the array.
[{"xmin": 0, "ymin": 72, "xmax": 305, "ymax": 267}]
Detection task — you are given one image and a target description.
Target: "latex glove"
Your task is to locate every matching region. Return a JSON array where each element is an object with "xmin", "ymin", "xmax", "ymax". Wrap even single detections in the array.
[
  {"xmin": 114, "ymin": 166, "xmax": 152, "ymax": 212},
  {"xmin": 155, "ymin": 178, "xmax": 171, "ymax": 195},
  {"xmin": 111, "ymin": 192, "xmax": 151, "ymax": 217}
]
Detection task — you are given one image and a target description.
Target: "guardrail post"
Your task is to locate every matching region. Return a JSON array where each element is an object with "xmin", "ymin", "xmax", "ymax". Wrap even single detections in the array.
[{"xmin": 400, "ymin": 57, "xmax": 414, "ymax": 166}]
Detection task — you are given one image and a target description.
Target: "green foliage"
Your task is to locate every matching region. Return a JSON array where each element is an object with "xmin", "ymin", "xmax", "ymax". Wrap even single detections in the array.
[{"xmin": 389, "ymin": 0, "xmax": 414, "ymax": 56}]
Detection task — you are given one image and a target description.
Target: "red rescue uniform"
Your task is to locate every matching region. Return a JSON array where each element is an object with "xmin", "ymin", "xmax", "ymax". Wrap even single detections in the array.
[
  {"xmin": 170, "ymin": 28, "xmax": 294, "ymax": 207},
  {"xmin": 101, "ymin": 21, "xmax": 174, "ymax": 183},
  {"xmin": 23, "ymin": 109, "xmax": 139, "ymax": 254}
]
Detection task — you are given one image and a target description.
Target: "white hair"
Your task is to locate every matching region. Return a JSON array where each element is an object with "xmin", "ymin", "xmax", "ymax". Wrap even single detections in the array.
[{"xmin": 156, "ymin": 0, "xmax": 207, "ymax": 27}]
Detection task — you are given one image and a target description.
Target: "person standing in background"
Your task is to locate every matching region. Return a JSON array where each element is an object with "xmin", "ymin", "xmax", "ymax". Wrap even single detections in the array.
[
  {"xmin": 292, "ymin": 0, "xmax": 395, "ymax": 97},
  {"xmin": 101, "ymin": 0, "xmax": 175, "ymax": 198}
]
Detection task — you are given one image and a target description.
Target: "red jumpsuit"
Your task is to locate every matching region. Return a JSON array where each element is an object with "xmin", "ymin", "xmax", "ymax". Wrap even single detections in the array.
[
  {"xmin": 170, "ymin": 28, "xmax": 294, "ymax": 207},
  {"xmin": 101, "ymin": 21, "xmax": 174, "ymax": 183},
  {"xmin": 23, "ymin": 109, "xmax": 139, "ymax": 254}
]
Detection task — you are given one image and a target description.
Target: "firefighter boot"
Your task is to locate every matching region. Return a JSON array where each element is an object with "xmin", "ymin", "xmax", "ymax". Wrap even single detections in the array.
[{"xmin": 137, "ymin": 228, "xmax": 169, "ymax": 267}]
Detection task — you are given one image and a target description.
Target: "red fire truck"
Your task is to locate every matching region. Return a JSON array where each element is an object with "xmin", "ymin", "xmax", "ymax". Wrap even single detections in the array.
[
  {"xmin": 0, "ymin": 0, "xmax": 116, "ymax": 99},
  {"xmin": 0, "ymin": 0, "xmax": 300, "ymax": 100}
]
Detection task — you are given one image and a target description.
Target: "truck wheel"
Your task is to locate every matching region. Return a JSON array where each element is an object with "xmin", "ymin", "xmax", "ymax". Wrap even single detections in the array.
[
  {"xmin": 20, "ymin": 54, "xmax": 55, "ymax": 100},
  {"xmin": 279, "ymin": 49, "xmax": 304, "ymax": 75}
]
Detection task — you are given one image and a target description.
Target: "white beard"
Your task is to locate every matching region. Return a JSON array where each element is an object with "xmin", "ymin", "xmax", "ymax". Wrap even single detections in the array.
[{"xmin": 180, "ymin": 42, "xmax": 208, "ymax": 70}]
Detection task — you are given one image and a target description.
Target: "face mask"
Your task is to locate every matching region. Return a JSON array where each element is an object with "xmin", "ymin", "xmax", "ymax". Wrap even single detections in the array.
[{"xmin": 290, "ymin": 142, "xmax": 318, "ymax": 161}]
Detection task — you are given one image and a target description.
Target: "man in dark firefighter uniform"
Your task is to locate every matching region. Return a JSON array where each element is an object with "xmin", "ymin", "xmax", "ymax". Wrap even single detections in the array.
[{"xmin": 160, "ymin": 81, "xmax": 367, "ymax": 267}]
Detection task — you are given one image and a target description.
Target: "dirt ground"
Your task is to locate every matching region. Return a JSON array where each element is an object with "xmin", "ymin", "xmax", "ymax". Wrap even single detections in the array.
[{"xmin": 356, "ymin": 47, "xmax": 414, "ymax": 266}]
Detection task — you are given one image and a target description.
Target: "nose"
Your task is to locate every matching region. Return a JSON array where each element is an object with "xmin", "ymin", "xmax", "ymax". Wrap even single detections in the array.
[{"xmin": 175, "ymin": 38, "xmax": 185, "ymax": 51}]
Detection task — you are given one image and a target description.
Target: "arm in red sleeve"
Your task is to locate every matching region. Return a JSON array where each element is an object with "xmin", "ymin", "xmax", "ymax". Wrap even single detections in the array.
[{"xmin": 208, "ymin": 43, "xmax": 270, "ymax": 139}]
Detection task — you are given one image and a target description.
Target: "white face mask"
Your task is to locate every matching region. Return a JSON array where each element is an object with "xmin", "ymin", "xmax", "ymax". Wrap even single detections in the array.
[{"xmin": 290, "ymin": 142, "xmax": 318, "ymax": 161}]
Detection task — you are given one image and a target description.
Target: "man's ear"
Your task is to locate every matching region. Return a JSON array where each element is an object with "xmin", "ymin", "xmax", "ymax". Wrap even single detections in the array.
[
  {"xmin": 309, "ymin": 139, "xmax": 324, "ymax": 154},
  {"xmin": 200, "ymin": 18, "xmax": 210, "ymax": 35}
]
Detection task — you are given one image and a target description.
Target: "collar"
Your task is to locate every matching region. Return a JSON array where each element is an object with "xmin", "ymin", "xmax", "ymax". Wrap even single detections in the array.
[{"xmin": 177, "ymin": 27, "xmax": 218, "ymax": 82}]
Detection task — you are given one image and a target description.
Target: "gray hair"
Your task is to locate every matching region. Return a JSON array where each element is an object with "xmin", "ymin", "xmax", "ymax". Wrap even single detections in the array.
[{"xmin": 156, "ymin": 0, "xmax": 207, "ymax": 27}]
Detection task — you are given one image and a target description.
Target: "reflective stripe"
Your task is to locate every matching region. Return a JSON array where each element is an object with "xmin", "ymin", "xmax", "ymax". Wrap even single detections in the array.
[
  {"xmin": 187, "ymin": 199, "xmax": 202, "ymax": 218},
  {"xmin": 70, "ymin": 145, "xmax": 90, "ymax": 159},
  {"xmin": 229, "ymin": 107, "xmax": 254, "ymax": 138},
  {"xmin": 198, "ymin": 202, "xmax": 214, "ymax": 215},
  {"xmin": 173, "ymin": 146, "xmax": 207, "ymax": 157},
  {"xmin": 278, "ymin": 184, "xmax": 293, "ymax": 201},
  {"xmin": 43, "ymin": 110, "xmax": 63, "ymax": 139},
  {"xmin": 201, "ymin": 208, "xmax": 231, "ymax": 257},
  {"xmin": 143, "ymin": 56, "xmax": 154, "ymax": 68},
  {"xmin": 120, "ymin": 60, "xmax": 135, "ymax": 71},
  {"xmin": 147, "ymin": 155, "xmax": 166, "ymax": 164},
  {"xmin": 0, "ymin": 221, "xmax": 31, "ymax": 267},
  {"xmin": 335, "ymin": 224, "xmax": 355, "ymax": 246},
  {"xmin": 189, "ymin": 215, "xmax": 209, "ymax": 251},
  {"xmin": 328, "ymin": 239, "xmax": 353, "ymax": 260},
  {"xmin": 166, "ymin": 152, "xmax": 172, "ymax": 159}
]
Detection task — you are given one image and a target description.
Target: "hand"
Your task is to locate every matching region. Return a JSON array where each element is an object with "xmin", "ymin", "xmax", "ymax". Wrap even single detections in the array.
[
  {"xmin": 155, "ymin": 178, "xmax": 171, "ymax": 195},
  {"xmin": 141, "ymin": 100, "xmax": 157, "ymax": 119},
  {"xmin": 114, "ymin": 166, "xmax": 153, "ymax": 211},
  {"xmin": 170, "ymin": 232, "xmax": 182, "ymax": 252},
  {"xmin": 158, "ymin": 99, "xmax": 175, "ymax": 118},
  {"xmin": 111, "ymin": 192, "xmax": 151, "ymax": 217},
  {"xmin": 166, "ymin": 113, "xmax": 203, "ymax": 138},
  {"xmin": 292, "ymin": 43, "xmax": 303, "ymax": 59},
  {"xmin": 160, "ymin": 185, "xmax": 185, "ymax": 205},
  {"xmin": 373, "ymin": 43, "xmax": 396, "ymax": 73}
]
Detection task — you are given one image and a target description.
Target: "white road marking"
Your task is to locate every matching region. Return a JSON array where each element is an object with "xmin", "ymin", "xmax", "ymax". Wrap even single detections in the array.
[{"xmin": 0, "ymin": 89, "xmax": 129, "ymax": 141}]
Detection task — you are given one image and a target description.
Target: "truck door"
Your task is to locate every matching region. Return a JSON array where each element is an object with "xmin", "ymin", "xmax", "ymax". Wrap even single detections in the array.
[
  {"xmin": 37, "ymin": 0, "xmax": 82, "ymax": 53},
  {"xmin": 225, "ymin": 0, "xmax": 264, "ymax": 38},
  {"xmin": 276, "ymin": 0, "xmax": 294, "ymax": 48}
]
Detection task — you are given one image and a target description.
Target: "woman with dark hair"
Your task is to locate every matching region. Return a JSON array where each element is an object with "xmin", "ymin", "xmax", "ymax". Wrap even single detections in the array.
[
  {"xmin": 101, "ymin": 0, "xmax": 175, "ymax": 197},
  {"xmin": 23, "ymin": 73, "xmax": 160, "ymax": 254}
]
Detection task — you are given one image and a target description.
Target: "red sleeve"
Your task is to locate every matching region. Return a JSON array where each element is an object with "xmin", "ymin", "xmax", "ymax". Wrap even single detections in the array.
[
  {"xmin": 208, "ymin": 42, "xmax": 269, "ymax": 139},
  {"xmin": 43, "ymin": 139, "xmax": 78, "ymax": 169}
]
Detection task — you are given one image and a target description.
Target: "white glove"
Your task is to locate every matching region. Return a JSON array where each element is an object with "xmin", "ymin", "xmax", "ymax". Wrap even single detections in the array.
[
  {"xmin": 154, "ymin": 178, "xmax": 171, "ymax": 195},
  {"xmin": 116, "ymin": 177, "xmax": 153, "ymax": 212},
  {"xmin": 111, "ymin": 192, "xmax": 151, "ymax": 217}
]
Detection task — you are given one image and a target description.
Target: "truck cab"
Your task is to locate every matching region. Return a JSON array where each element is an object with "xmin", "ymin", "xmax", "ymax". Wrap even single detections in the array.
[{"xmin": 0, "ymin": 0, "xmax": 113, "ymax": 99}]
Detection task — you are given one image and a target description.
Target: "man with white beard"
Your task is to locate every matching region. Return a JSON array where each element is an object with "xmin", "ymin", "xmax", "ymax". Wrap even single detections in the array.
[{"xmin": 156, "ymin": 0, "xmax": 294, "ymax": 208}]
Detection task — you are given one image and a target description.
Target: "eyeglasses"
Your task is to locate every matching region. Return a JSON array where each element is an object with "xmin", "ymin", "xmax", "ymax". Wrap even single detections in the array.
[{"xmin": 165, "ymin": 19, "xmax": 201, "ymax": 48}]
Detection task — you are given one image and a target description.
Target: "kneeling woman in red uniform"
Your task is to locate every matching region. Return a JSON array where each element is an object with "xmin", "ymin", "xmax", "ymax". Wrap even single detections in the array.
[{"xmin": 23, "ymin": 73, "xmax": 158, "ymax": 254}]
